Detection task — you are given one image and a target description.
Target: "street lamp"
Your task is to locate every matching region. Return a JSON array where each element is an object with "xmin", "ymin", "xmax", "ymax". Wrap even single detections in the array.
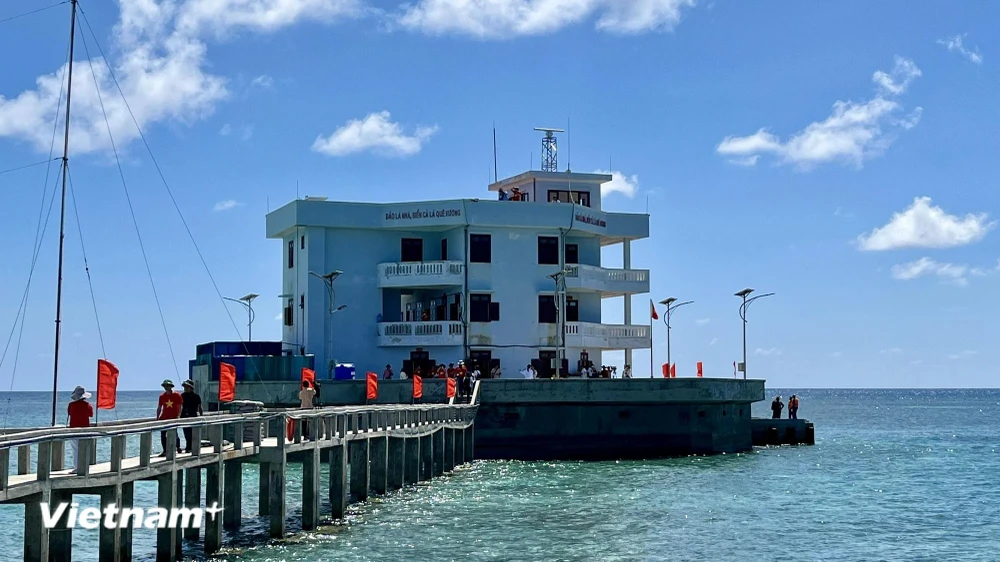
[
  {"xmin": 734, "ymin": 288, "xmax": 775, "ymax": 380},
  {"xmin": 659, "ymin": 297, "xmax": 693, "ymax": 376},
  {"xmin": 310, "ymin": 270, "xmax": 344, "ymax": 377},
  {"xmin": 548, "ymin": 266, "xmax": 573, "ymax": 379},
  {"xmin": 223, "ymin": 293, "xmax": 259, "ymax": 342}
]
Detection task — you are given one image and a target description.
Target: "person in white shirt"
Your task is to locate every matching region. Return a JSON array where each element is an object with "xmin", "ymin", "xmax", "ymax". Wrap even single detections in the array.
[
  {"xmin": 298, "ymin": 380, "xmax": 316, "ymax": 438},
  {"xmin": 400, "ymin": 371, "xmax": 408, "ymax": 380}
]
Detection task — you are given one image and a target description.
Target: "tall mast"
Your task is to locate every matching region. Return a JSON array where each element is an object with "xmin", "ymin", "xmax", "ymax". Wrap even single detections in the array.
[{"xmin": 51, "ymin": 0, "xmax": 78, "ymax": 426}]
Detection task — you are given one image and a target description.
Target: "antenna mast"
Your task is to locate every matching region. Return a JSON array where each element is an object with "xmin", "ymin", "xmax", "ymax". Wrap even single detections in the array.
[
  {"xmin": 534, "ymin": 127, "xmax": 564, "ymax": 173},
  {"xmin": 493, "ymin": 123, "xmax": 498, "ymax": 183},
  {"xmin": 52, "ymin": 0, "xmax": 79, "ymax": 426}
]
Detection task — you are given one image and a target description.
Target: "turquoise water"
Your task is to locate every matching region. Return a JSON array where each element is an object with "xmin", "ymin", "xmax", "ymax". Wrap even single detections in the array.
[{"xmin": 1, "ymin": 389, "xmax": 998, "ymax": 561}]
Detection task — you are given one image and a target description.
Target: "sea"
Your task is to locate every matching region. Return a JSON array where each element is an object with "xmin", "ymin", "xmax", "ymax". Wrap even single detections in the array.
[{"xmin": 0, "ymin": 388, "xmax": 997, "ymax": 561}]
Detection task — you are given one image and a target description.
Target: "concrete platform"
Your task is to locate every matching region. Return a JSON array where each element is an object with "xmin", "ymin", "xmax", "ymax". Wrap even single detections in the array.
[{"xmin": 751, "ymin": 418, "xmax": 815, "ymax": 446}]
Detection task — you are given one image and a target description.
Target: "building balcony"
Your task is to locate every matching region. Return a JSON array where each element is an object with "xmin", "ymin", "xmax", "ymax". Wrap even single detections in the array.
[
  {"xmin": 538, "ymin": 321, "xmax": 652, "ymax": 350},
  {"xmin": 564, "ymin": 264, "xmax": 649, "ymax": 297},
  {"xmin": 377, "ymin": 261, "xmax": 465, "ymax": 289},
  {"xmin": 377, "ymin": 321, "xmax": 464, "ymax": 347}
]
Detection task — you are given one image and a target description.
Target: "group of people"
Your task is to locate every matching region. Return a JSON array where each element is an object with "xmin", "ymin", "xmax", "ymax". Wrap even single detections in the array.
[
  {"xmin": 65, "ymin": 379, "xmax": 204, "ymax": 472},
  {"xmin": 382, "ymin": 361, "xmax": 479, "ymax": 397},
  {"xmin": 770, "ymin": 394, "xmax": 801, "ymax": 419}
]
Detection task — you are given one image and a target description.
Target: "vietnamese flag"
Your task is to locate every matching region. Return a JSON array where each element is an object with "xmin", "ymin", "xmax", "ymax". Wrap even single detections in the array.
[
  {"xmin": 96, "ymin": 359, "xmax": 120, "ymax": 410},
  {"xmin": 650, "ymin": 299, "xmax": 659, "ymax": 320},
  {"xmin": 661, "ymin": 363, "xmax": 669, "ymax": 378},
  {"xmin": 670, "ymin": 363, "xmax": 677, "ymax": 378},
  {"xmin": 301, "ymin": 367, "xmax": 315, "ymax": 386},
  {"xmin": 696, "ymin": 361, "xmax": 703, "ymax": 377},
  {"xmin": 412, "ymin": 375, "xmax": 423, "ymax": 399},
  {"xmin": 446, "ymin": 377, "xmax": 456, "ymax": 398},
  {"xmin": 219, "ymin": 362, "xmax": 236, "ymax": 402},
  {"xmin": 366, "ymin": 371, "xmax": 378, "ymax": 400}
]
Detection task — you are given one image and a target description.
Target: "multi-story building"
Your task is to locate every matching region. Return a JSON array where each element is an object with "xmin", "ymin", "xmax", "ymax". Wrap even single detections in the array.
[{"xmin": 265, "ymin": 169, "xmax": 651, "ymax": 379}]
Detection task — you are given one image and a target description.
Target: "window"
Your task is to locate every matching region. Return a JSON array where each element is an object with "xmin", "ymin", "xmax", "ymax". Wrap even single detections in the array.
[
  {"xmin": 283, "ymin": 299, "xmax": 294, "ymax": 326},
  {"xmin": 470, "ymin": 294, "xmax": 492, "ymax": 322},
  {"xmin": 441, "ymin": 239, "xmax": 448, "ymax": 261},
  {"xmin": 470, "ymin": 234, "xmax": 491, "ymax": 263},
  {"xmin": 287, "ymin": 240, "xmax": 294, "ymax": 269},
  {"xmin": 547, "ymin": 190, "xmax": 591, "ymax": 207},
  {"xmin": 566, "ymin": 296, "xmax": 579, "ymax": 322},
  {"xmin": 538, "ymin": 295, "xmax": 557, "ymax": 323},
  {"xmin": 299, "ymin": 294, "xmax": 304, "ymax": 309},
  {"xmin": 300, "ymin": 235, "xmax": 305, "ymax": 250},
  {"xmin": 469, "ymin": 350, "xmax": 494, "ymax": 372},
  {"xmin": 401, "ymin": 238, "xmax": 423, "ymax": 262},
  {"xmin": 565, "ymin": 244, "xmax": 578, "ymax": 265},
  {"xmin": 538, "ymin": 236, "xmax": 559, "ymax": 265}
]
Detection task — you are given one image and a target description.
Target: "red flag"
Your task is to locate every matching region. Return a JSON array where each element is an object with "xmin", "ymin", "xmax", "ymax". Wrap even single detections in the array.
[
  {"xmin": 412, "ymin": 375, "xmax": 423, "ymax": 399},
  {"xmin": 366, "ymin": 371, "xmax": 378, "ymax": 400},
  {"xmin": 301, "ymin": 367, "xmax": 315, "ymax": 386},
  {"xmin": 661, "ymin": 363, "xmax": 669, "ymax": 378},
  {"xmin": 650, "ymin": 299, "xmax": 659, "ymax": 320},
  {"xmin": 697, "ymin": 361, "xmax": 703, "ymax": 377},
  {"xmin": 670, "ymin": 363, "xmax": 677, "ymax": 378},
  {"xmin": 446, "ymin": 377, "xmax": 456, "ymax": 398},
  {"xmin": 219, "ymin": 362, "xmax": 236, "ymax": 402},
  {"xmin": 96, "ymin": 359, "xmax": 119, "ymax": 410}
]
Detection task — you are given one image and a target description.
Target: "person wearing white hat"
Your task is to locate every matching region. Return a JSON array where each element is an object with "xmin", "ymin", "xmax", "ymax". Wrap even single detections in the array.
[{"xmin": 67, "ymin": 386, "xmax": 93, "ymax": 473}]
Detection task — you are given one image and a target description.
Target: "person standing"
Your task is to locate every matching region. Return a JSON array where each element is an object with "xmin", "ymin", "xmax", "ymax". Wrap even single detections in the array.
[
  {"xmin": 383, "ymin": 364, "xmax": 394, "ymax": 380},
  {"xmin": 156, "ymin": 379, "xmax": 183, "ymax": 456},
  {"xmin": 788, "ymin": 395, "xmax": 799, "ymax": 420},
  {"xmin": 771, "ymin": 396, "xmax": 784, "ymax": 419},
  {"xmin": 299, "ymin": 380, "xmax": 316, "ymax": 438},
  {"xmin": 180, "ymin": 380, "xmax": 203, "ymax": 453},
  {"xmin": 67, "ymin": 386, "xmax": 94, "ymax": 474}
]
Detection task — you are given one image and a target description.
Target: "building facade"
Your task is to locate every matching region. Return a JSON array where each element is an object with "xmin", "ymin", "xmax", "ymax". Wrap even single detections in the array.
[{"xmin": 265, "ymin": 170, "xmax": 651, "ymax": 379}]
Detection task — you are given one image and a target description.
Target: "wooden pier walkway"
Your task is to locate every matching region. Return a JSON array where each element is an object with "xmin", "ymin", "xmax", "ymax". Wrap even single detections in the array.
[{"xmin": 0, "ymin": 389, "xmax": 479, "ymax": 561}]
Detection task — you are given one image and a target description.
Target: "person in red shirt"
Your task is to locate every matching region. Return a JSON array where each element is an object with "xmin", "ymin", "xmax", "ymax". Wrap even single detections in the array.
[
  {"xmin": 67, "ymin": 385, "xmax": 93, "ymax": 474},
  {"xmin": 156, "ymin": 379, "xmax": 183, "ymax": 456}
]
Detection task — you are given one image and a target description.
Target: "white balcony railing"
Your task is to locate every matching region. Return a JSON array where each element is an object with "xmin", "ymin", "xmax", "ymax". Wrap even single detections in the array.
[
  {"xmin": 564, "ymin": 321, "xmax": 651, "ymax": 350},
  {"xmin": 377, "ymin": 261, "xmax": 465, "ymax": 288},
  {"xmin": 564, "ymin": 264, "xmax": 650, "ymax": 296},
  {"xmin": 377, "ymin": 321, "xmax": 464, "ymax": 347}
]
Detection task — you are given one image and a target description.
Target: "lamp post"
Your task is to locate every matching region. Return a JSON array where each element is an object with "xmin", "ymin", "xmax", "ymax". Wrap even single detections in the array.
[
  {"xmin": 734, "ymin": 288, "xmax": 775, "ymax": 380},
  {"xmin": 548, "ymin": 267, "xmax": 572, "ymax": 379},
  {"xmin": 659, "ymin": 297, "xmax": 693, "ymax": 375},
  {"xmin": 223, "ymin": 293, "xmax": 259, "ymax": 342},
  {"xmin": 310, "ymin": 270, "xmax": 344, "ymax": 378}
]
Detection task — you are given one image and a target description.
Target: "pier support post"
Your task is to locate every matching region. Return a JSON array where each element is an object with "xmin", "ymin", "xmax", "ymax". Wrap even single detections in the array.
[
  {"xmin": 47, "ymin": 489, "xmax": 73, "ymax": 561},
  {"xmin": 184, "ymin": 467, "xmax": 202, "ymax": 540},
  {"xmin": 369, "ymin": 435, "xmax": 388, "ymax": 495},
  {"xmin": 23, "ymin": 493, "xmax": 50, "ymax": 562},
  {"xmin": 404, "ymin": 437, "xmax": 419, "ymax": 485},
  {"xmin": 302, "ymin": 446, "xmax": 321, "ymax": 530},
  {"xmin": 387, "ymin": 436, "xmax": 404, "ymax": 490},
  {"xmin": 432, "ymin": 429, "xmax": 444, "ymax": 476},
  {"xmin": 99, "ymin": 485, "xmax": 124, "ymax": 562},
  {"xmin": 464, "ymin": 424, "xmax": 475, "ymax": 462},
  {"xmin": 269, "ymin": 452, "xmax": 287, "ymax": 538},
  {"xmin": 205, "ymin": 459, "xmax": 223, "ymax": 554},
  {"xmin": 444, "ymin": 428, "xmax": 455, "ymax": 472},
  {"xmin": 223, "ymin": 460, "xmax": 243, "ymax": 530},
  {"xmin": 456, "ymin": 428, "xmax": 466, "ymax": 465},
  {"xmin": 349, "ymin": 438, "xmax": 369, "ymax": 502},
  {"xmin": 121, "ymin": 482, "xmax": 134, "ymax": 561},
  {"xmin": 258, "ymin": 462, "xmax": 271, "ymax": 515},
  {"xmin": 329, "ymin": 441, "xmax": 348, "ymax": 520},
  {"xmin": 420, "ymin": 434, "xmax": 433, "ymax": 481},
  {"xmin": 175, "ymin": 470, "xmax": 183, "ymax": 554},
  {"xmin": 156, "ymin": 471, "xmax": 179, "ymax": 562}
]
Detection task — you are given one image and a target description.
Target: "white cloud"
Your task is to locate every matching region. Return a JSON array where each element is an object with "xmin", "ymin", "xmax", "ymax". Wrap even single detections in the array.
[
  {"xmin": 754, "ymin": 347, "xmax": 781, "ymax": 356},
  {"xmin": 0, "ymin": 0, "xmax": 359, "ymax": 155},
  {"xmin": 834, "ymin": 206, "xmax": 854, "ymax": 219},
  {"xmin": 709, "ymin": 337, "xmax": 718, "ymax": 346},
  {"xmin": 717, "ymin": 57, "xmax": 922, "ymax": 169},
  {"xmin": 938, "ymin": 34, "xmax": 983, "ymax": 65},
  {"xmin": 695, "ymin": 318, "xmax": 710, "ymax": 326},
  {"xmin": 312, "ymin": 111, "xmax": 438, "ymax": 157},
  {"xmin": 890, "ymin": 257, "xmax": 998, "ymax": 287},
  {"xmin": 251, "ymin": 74, "xmax": 274, "ymax": 88},
  {"xmin": 593, "ymin": 169, "xmax": 638, "ymax": 198},
  {"xmin": 213, "ymin": 199, "xmax": 242, "ymax": 211},
  {"xmin": 879, "ymin": 347, "xmax": 903, "ymax": 354},
  {"xmin": 857, "ymin": 197, "xmax": 994, "ymax": 251},
  {"xmin": 395, "ymin": 0, "xmax": 695, "ymax": 38},
  {"xmin": 948, "ymin": 349, "xmax": 977, "ymax": 360}
]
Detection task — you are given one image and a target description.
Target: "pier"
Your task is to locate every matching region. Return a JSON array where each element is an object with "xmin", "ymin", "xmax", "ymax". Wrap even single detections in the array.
[{"xmin": 0, "ymin": 396, "xmax": 478, "ymax": 561}]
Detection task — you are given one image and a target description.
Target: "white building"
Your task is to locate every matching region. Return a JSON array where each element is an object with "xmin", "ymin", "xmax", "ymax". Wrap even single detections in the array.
[{"xmin": 265, "ymin": 170, "xmax": 651, "ymax": 379}]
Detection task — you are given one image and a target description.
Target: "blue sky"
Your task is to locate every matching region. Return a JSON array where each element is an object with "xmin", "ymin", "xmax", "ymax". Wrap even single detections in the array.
[{"xmin": 0, "ymin": 0, "xmax": 997, "ymax": 391}]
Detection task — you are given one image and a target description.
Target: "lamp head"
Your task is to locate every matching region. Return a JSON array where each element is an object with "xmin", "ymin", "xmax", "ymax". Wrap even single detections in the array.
[
  {"xmin": 335, "ymin": 304, "xmax": 347, "ymax": 311},
  {"xmin": 324, "ymin": 270, "xmax": 343, "ymax": 282},
  {"xmin": 735, "ymin": 288, "xmax": 754, "ymax": 298},
  {"xmin": 660, "ymin": 297, "xmax": 678, "ymax": 306},
  {"xmin": 239, "ymin": 293, "xmax": 260, "ymax": 303}
]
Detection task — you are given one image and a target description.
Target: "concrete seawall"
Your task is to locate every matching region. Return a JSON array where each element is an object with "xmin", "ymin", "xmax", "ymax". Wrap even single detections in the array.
[
  {"xmin": 751, "ymin": 418, "xmax": 815, "ymax": 446},
  {"xmin": 474, "ymin": 378, "xmax": 765, "ymax": 460}
]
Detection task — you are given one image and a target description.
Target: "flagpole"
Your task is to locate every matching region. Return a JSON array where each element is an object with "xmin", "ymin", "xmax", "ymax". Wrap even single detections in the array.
[{"xmin": 650, "ymin": 309, "xmax": 654, "ymax": 378}]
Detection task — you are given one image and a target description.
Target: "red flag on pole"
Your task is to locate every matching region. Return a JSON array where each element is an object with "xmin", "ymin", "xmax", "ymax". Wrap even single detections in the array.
[
  {"xmin": 670, "ymin": 363, "xmax": 677, "ymax": 378},
  {"xmin": 366, "ymin": 371, "xmax": 378, "ymax": 400},
  {"xmin": 412, "ymin": 375, "xmax": 423, "ymax": 399},
  {"xmin": 96, "ymin": 359, "xmax": 119, "ymax": 410},
  {"xmin": 219, "ymin": 362, "xmax": 236, "ymax": 402},
  {"xmin": 650, "ymin": 299, "xmax": 659, "ymax": 320},
  {"xmin": 446, "ymin": 377, "xmax": 456, "ymax": 398},
  {"xmin": 301, "ymin": 367, "xmax": 315, "ymax": 386},
  {"xmin": 697, "ymin": 361, "xmax": 703, "ymax": 377},
  {"xmin": 662, "ymin": 363, "xmax": 669, "ymax": 378}
]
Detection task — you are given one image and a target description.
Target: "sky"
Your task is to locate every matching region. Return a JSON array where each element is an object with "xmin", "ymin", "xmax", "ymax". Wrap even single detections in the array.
[{"xmin": 0, "ymin": 0, "xmax": 997, "ymax": 391}]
